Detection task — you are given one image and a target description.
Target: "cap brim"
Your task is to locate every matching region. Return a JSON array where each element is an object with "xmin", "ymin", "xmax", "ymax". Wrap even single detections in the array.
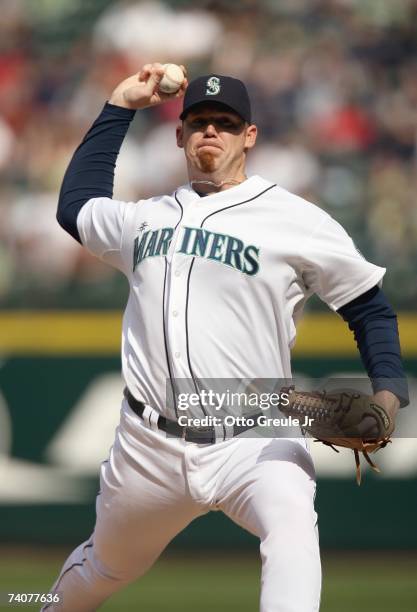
[{"xmin": 180, "ymin": 99, "xmax": 249, "ymax": 122}]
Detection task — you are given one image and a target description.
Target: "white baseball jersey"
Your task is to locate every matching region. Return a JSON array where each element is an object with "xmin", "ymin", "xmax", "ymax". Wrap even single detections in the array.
[{"xmin": 77, "ymin": 175, "xmax": 385, "ymax": 418}]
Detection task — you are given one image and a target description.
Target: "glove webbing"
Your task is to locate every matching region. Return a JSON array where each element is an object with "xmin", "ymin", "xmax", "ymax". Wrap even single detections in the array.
[{"xmin": 315, "ymin": 438, "xmax": 391, "ymax": 485}]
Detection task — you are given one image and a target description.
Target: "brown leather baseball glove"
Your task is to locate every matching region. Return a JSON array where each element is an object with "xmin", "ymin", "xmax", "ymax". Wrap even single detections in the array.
[{"xmin": 280, "ymin": 387, "xmax": 394, "ymax": 484}]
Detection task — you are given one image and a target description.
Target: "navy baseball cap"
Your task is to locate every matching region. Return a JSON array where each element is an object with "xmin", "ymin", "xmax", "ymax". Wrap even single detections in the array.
[{"xmin": 180, "ymin": 74, "xmax": 252, "ymax": 123}]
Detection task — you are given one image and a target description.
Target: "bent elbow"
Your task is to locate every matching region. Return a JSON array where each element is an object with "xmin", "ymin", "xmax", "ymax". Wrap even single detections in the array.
[{"xmin": 56, "ymin": 205, "xmax": 82, "ymax": 244}]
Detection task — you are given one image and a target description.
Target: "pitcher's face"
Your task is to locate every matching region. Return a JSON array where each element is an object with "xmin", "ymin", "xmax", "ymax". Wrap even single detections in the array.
[{"xmin": 176, "ymin": 104, "xmax": 257, "ymax": 174}]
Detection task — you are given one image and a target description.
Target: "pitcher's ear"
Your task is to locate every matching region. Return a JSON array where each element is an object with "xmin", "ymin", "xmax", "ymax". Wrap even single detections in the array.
[
  {"xmin": 176, "ymin": 124, "xmax": 184, "ymax": 148},
  {"xmin": 245, "ymin": 124, "xmax": 257, "ymax": 150}
]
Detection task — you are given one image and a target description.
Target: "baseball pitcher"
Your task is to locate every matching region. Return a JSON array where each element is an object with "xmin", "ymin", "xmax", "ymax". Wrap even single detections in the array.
[{"xmin": 41, "ymin": 64, "xmax": 408, "ymax": 611}]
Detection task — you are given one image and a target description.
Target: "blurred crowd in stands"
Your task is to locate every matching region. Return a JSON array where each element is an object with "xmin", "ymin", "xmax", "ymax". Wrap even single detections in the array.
[{"xmin": 0, "ymin": 0, "xmax": 416, "ymax": 308}]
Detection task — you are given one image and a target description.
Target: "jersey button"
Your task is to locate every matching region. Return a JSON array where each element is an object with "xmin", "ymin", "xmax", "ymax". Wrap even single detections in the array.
[
  {"xmin": 174, "ymin": 352, "xmax": 181, "ymax": 358},
  {"xmin": 174, "ymin": 270, "xmax": 181, "ymax": 277},
  {"xmin": 172, "ymin": 310, "xmax": 178, "ymax": 317}
]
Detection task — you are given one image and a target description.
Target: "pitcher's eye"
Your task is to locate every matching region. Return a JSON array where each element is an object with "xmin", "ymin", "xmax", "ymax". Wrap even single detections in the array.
[
  {"xmin": 217, "ymin": 119, "xmax": 235, "ymax": 129},
  {"xmin": 189, "ymin": 119, "xmax": 205, "ymax": 129}
]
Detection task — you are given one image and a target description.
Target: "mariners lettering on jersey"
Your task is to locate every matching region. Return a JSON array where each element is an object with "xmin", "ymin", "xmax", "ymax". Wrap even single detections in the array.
[
  {"xmin": 133, "ymin": 227, "xmax": 174, "ymax": 269},
  {"xmin": 178, "ymin": 226, "xmax": 259, "ymax": 275},
  {"xmin": 133, "ymin": 226, "xmax": 259, "ymax": 275}
]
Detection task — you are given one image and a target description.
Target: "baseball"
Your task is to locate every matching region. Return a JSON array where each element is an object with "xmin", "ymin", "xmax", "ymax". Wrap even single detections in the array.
[{"xmin": 159, "ymin": 64, "xmax": 185, "ymax": 94}]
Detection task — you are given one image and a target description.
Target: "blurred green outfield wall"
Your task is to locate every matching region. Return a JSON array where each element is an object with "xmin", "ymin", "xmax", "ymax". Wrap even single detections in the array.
[{"xmin": 0, "ymin": 312, "xmax": 416, "ymax": 549}]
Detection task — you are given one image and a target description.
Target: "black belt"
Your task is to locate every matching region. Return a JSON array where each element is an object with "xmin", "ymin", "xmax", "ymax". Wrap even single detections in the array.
[{"xmin": 123, "ymin": 387, "xmax": 260, "ymax": 444}]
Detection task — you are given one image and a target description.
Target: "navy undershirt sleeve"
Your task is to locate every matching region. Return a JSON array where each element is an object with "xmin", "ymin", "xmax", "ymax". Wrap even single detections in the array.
[
  {"xmin": 57, "ymin": 102, "xmax": 136, "ymax": 243},
  {"xmin": 337, "ymin": 286, "xmax": 409, "ymax": 406}
]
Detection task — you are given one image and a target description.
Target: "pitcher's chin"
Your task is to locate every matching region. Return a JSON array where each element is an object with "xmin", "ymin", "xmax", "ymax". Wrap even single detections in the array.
[{"xmin": 197, "ymin": 150, "xmax": 218, "ymax": 173}]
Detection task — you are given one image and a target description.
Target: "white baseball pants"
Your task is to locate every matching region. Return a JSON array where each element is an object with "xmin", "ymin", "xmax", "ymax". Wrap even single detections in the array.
[{"xmin": 41, "ymin": 400, "xmax": 321, "ymax": 611}]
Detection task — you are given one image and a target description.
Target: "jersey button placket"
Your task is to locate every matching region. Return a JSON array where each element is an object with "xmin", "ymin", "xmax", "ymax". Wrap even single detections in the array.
[
  {"xmin": 165, "ymin": 227, "xmax": 189, "ymax": 379},
  {"xmin": 167, "ymin": 201, "xmax": 203, "ymax": 380}
]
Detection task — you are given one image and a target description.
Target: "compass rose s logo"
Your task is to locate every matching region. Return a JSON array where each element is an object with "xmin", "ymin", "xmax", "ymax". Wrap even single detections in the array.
[{"xmin": 206, "ymin": 76, "xmax": 220, "ymax": 96}]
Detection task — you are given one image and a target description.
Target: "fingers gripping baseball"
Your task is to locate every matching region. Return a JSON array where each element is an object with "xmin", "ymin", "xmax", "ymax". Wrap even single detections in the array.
[{"xmin": 109, "ymin": 63, "xmax": 188, "ymax": 110}]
